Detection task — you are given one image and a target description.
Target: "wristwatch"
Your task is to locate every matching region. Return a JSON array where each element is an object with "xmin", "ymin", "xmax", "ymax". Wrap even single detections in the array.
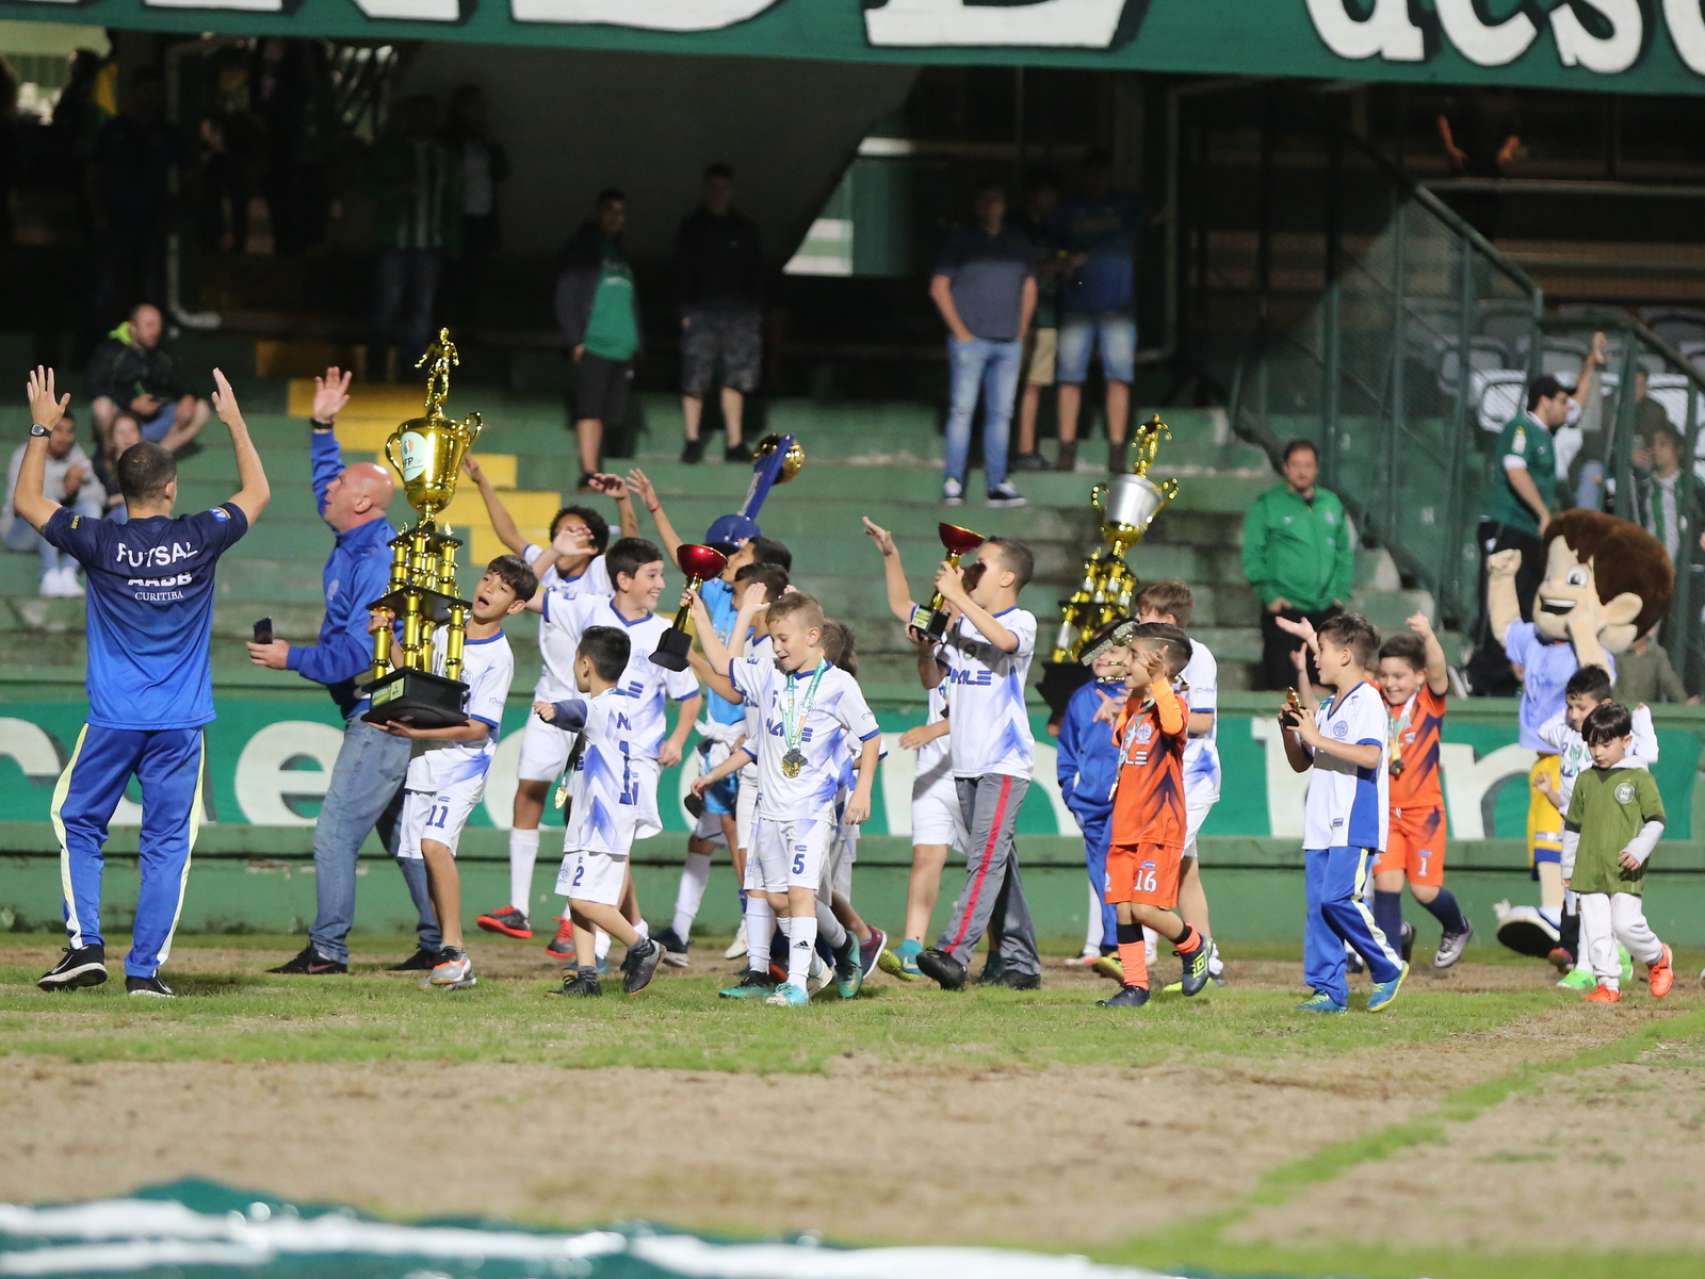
[{"xmin": 29, "ymin": 423, "xmax": 49, "ymax": 438}]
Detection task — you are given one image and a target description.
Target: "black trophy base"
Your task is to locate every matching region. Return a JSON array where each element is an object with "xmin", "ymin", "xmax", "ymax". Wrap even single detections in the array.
[
  {"xmin": 363, "ymin": 668, "xmax": 468, "ymax": 728},
  {"xmin": 907, "ymin": 603, "xmax": 949, "ymax": 643},
  {"xmin": 1039, "ymin": 660, "xmax": 1094, "ymax": 722},
  {"xmin": 650, "ymin": 625, "xmax": 692, "ymax": 672}
]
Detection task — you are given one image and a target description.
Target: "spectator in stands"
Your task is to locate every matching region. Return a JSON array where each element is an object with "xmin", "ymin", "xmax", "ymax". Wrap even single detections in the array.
[
  {"xmin": 253, "ymin": 368, "xmax": 442, "ymax": 975},
  {"xmin": 1626, "ymin": 368, "xmax": 1679, "ymax": 472},
  {"xmin": 676, "ymin": 161, "xmax": 762, "ymax": 465},
  {"xmin": 1634, "ymin": 424, "xmax": 1705, "ymax": 568},
  {"xmin": 1436, "ymin": 91, "xmax": 1520, "ymax": 240},
  {"xmin": 1012, "ymin": 168, "xmax": 1062, "ymax": 473},
  {"xmin": 86, "ymin": 303, "xmax": 210, "ymax": 455},
  {"xmin": 929, "ymin": 178, "xmax": 1035, "ymax": 509},
  {"xmin": 88, "ymin": 68, "xmax": 179, "ymax": 332},
  {"xmin": 3, "ymin": 410, "xmax": 105, "ymax": 596},
  {"xmin": 556, "ymin": 187, "xmax": 640, "ymax": 489},
  {"xmin": 1465, "ymin": 374, "xmax": 1574, "ymax": 696},
  {"xmin": 195, "ymin": 113, "xmax": 248, "ymax": 253},
  {"xmin": 90, "ymin": 412, "xmax": 141, "ymax": 523},
  {"xmin": 1241, "ymin": 438, "xmax": 1354, "ymax": 691},
  {"xmin": 369, "ymin": 94, "xmax": 460, "ymax": 375},
  {"xmin": 1615, "ymin": 629, "xmax": 1694, "ymax": 705},
  {"xmin": 445, "ymin": 83, "xmax": 509, "ymax": 324},
  {"xmin": 1052, "ymin": 151, "xmax": 1144, "ymax": 473}
]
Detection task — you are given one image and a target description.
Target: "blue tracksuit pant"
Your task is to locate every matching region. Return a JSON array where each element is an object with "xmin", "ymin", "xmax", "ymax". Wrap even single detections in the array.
[
  {"xmin": 1075, "ymin": 806, "xmax": 1118, "ymax": 951},
  {"xmin": 1304, "ymin": 846, "xmax": 1402, "ymax": 1006},
  {"xmin": 52, "ymin": 724, "xmax": 205, "ymax": 979}
]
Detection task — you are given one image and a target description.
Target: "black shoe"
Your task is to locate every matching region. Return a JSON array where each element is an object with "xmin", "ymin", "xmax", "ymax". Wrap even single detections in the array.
[
  {"xmin": 724, "ymin": 441, "xmax": 754, "ymax": 463},
  {"xmin": 652, "ymin": 926, "xmax": 690, "ymax": 970},
  {"xmin": 126, "ymin": 975, "xmax": 176, "ymax": 999},
  {"xmin": 1399, "ymin": 920, "xmax": 1416, "ymax": 964},
  {"xmin": 1098, "ymin": 983, "xmax": 1151, "ymax": 1008},
  {"xmin": 37, "ymin": 944, "xmax": 107, "ymax": 992},
  {"xmin": 268, "ymin": 944, "xmax": 348, "ymax": 976},
  {"xmin": 681, "ymin": 438, "xmax": 706, "ymax": 464},
  {"xmin": 386, "ymin": 947, "xmax": 439, "ymax": 973},
  {"xmin": 974, "ymin": 962, "xmax": 1006, "ymax": 986},
  {"xmin": 916, "ymin": 947, "xmax": 967, "ymax": 991},
  {"xmin": 1010, "ymin": 451, "xmax": 1048, "ymax": 472},
  {"xmin": 1179, "ymin": 938, "xmax": 1212, "ymax": 997},
  {"xmin": 988, "ymin": 968, "xmax": 1041, "ymax": 990},
  {"xmin": 551, "ymin": 972, "xmax": 603, "ymax": 998},
  {"xmin": 620, "ymin": 937, "xmax": 664, "ymax": 996}
]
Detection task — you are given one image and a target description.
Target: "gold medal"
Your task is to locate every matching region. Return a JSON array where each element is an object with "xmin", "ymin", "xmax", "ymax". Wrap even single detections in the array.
[{"xmin": 782, "ymin": 748, "xmax": 806, "ymax": 778}]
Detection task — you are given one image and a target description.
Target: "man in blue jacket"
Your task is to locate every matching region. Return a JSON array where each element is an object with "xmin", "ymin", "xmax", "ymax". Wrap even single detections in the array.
[
  {"xmin": 1056, "ymin": 620, "xmax": 1130, "ymax": 974},
  {"xmin": 248, "ymin": 367, "xmax": 441, "ymax": 974}
]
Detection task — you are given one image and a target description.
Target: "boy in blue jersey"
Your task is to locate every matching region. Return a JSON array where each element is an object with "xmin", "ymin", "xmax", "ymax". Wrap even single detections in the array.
[
  {"xmin": 1058, "ymin": 619, "xmax": 1130, "ymax": 975},
  {"xmin": 19, "ymin": 366, "xmax": 269, "ymax": 998},
  {"xmin": 1279, "ymin": 612, "xmax": 1408, "ymax": 1014}
]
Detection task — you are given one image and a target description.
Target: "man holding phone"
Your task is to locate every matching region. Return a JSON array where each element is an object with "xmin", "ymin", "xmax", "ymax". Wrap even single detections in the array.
[{"xmin": 247, "ymin": 367, "xmax": 442, "ymax": 975}]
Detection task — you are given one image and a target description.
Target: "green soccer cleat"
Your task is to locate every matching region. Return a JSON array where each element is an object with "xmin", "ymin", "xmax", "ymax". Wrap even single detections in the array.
[
  {"xmin": 765, "ymin": 982, "xmax": 810, "ymax": 1008},
  {"xmin": 719, "ymin": 971, "xmax": 775, "ymax": 1000},
  {"xmin": 833, "ymin": 936, "xmax": 864, "ymax": 1000},
  {"xmin": 878, "ymin": 938, "xmax": 922, "ymax": 981},
  {"xmin": 1367, "ymin": 961, "xmax": 1409, "ymax": 1013},
  {"xmin": 1619, "ymin": 944, "xmax": 1634, "ymax": 987},
  {"xmin": 1557, "ymin": 966, "xmax": 1596, "ymax": 992},
  {"xmin": 1090, "ymin": 952, "xmax": 1125, "ymax": 982},
  {"xmin": 1297, "ymin": 991, "xmax": 1349, "ymax": 1014}
]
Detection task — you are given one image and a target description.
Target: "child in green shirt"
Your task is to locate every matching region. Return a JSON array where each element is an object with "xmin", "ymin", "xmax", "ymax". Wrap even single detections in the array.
[{"xmin": 1562, "ymin": 702, "xmax": 1676, "ymax": 1005}]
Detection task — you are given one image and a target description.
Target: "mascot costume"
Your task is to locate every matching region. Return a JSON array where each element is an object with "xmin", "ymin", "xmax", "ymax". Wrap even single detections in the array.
[{"xmin": 1486, "ymin": 510, "xmax": 1673, "ymax": 959}]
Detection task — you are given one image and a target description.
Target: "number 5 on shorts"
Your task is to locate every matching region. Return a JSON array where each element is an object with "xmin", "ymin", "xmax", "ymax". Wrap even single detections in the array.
[{"xmin": 791, "ymin": 846, "xmax": 806, "ymax": 875}]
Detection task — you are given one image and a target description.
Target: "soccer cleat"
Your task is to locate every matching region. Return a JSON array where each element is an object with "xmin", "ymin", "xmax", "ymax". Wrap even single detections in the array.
[
  {"xmin": 806, "ymin": 950, "xmax": 833, "ymax": 999},
  {"xmin": 859, "ymin": 927, "xmax": 887, "ymax": 978},
  {"xmin": 423, "ymin": 947, "xmax": 476, "ymax": 991},
  {"xmin": 1178, "ymin": 938, "xmax": 1212, "ymax": 998},
  {"xmin": 878, "ymin": 938, "xmax": 922, "ymax": 981},
  {"xmin": 1097, "ymin": 983, "xmax": 1150, "ymax": 1009},
  {"xmin": 832, "ymin": 936, "xmax": 864, "ymax": 999},
  {"xmin": 1366, "ymin": 961, "xmax": 1408, "ymax": 1013},
  {"xmin": 545, "ymin": 918, "xmax": 576, "ymax": 959},
  {"xmin": 1090, "ymin": 952, "xmax": 1124, "ymax": 982},
  {"xmin": 985, "ymin": 968, "xmax": 1041, "ymax": 991},
  {"xmin": 765, "ymin": 982, "xmax": 811, "ymax": 1008},
  {"xmin": 719, "ymin": 971, "xmax": 776, "ymax": 1000},
  {"xmin": 620, "ymin": 937, "xmax": 665, "ymax": 996},
  {"xmin": 1584, "ymin": 982, "xmax": 1622, "ymax": 1005},
  {"xmin": 385, "ymin": 947, "xmax": 437, "ymax": 973},
  {"xmin": 1557, "ymin": 967, "xmax": 1596, "ymax": 992},
  {"xmin": 1433, "ymin": 923, "xmax": 1473, "ymax": 970},
  {"xmin": 125, "ymin": 975, "xmax": 175, "ymax": 999},
  {"xmin": 475, "ymin": 906, "xmax": 533, "ymax": 940},
  {"xmin": 1399, "ymin": 921, "xmax": 1416, "ymax": 964},
  {"xmin": 916, "ymin": 947, "xmax": 967, "ymax": 991},
  {"xmin": 652, "ymin": 926, "xmax": 691, "ymax": 970},
  {"xmin": 1620, "ymin": 944, "xmax": 1634, "ymax": 987},
  {"xmin": 1297, "ymin": 991, "xmax": 1348, "ymax": 1014},
  {"xmin": 1649, "ymin": 944, "xmax": 1675, "ymax": 999},
  {"xmin": 986, "ymin": 482, "xmax": 1028, "ymax": 509},
  {"xmin": 723, "ymin": 922, "xmax": 749, "ymax": 960},
  {"xmin": 551, "ymin": 972, "xmax": 602, "ymax": 998},
  {"xmin": 270, "ymin": 945, "xmax": 349, "ymax": 976},
  {"xmin": 37, "ymin": 944, "xmax": 108, "ymax": 992}
]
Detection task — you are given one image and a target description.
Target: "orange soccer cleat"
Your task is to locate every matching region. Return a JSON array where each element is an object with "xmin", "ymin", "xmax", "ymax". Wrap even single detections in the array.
[
  {"xmin": 1584, "ymin": 982, "xmax": 1622, "ymax": 1005},
  {"xmin": 1649, "ymin": 944, "xmax": 1675, "ymax": 999}
]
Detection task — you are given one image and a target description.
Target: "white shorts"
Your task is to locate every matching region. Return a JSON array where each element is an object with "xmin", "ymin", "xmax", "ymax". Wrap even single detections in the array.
[
  {"xmin": 735, "ymin": 769, "xmax": 758, "ymax": 852},
  {"xmin": 749, "ymin": 814, "xmax": 832, "ymax": 893},
  {"xmin": 1182, "ymin": 788, "xmax": 1218, "ymax": 860},
  {"xmin": 398, "ymin": 781, "xmax": 484, "ymax": 859},
  {"xmin": 516, "ymin": 712, "xmax": 572, "ymax": 784},
  {"xmin": 911, "ymin": 775, "xmax": 967, "ymax": 849},
  {"xmin": 556, "ymin": 849, "xmax": 628, "ymax": 906}
]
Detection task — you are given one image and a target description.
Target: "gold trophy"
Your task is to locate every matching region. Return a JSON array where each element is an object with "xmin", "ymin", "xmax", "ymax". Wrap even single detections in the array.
[{"xmin": 363, "ymin": 329, "xmax": 486, "ymax": 726}]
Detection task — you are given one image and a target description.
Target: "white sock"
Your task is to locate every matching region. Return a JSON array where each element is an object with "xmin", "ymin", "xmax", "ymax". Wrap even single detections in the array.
[
  {"xmin": 1143, "ymin": 925, "xmax": 1159, "ymax": 966},
  {"xmin": 815, "ymin": 898, "xmax": 847, "ymax": 950},
  {"xmin": 673, "ymin": 852, "xmax": 712, "ymax": 941},
  {"xmin": 787, "ymin": 914, "xmax": 818, "ymax": 989},
  {"xmin": 594, "ymin": 928, "xmax": 611, "ymax": 962},
  {"xmin": 634, "ymin": 917, "xmax": 649, "ymax": 941},
  {"xmin": 746, "ymin": 896, "xmax": 774, "ymax": 973},
  {"xmin": 508, "ymin": 827, "xmax": 540, "ymax": 919}
]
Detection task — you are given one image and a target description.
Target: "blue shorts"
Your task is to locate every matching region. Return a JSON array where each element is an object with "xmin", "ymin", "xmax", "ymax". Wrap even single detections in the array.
[
  {"xmin": 138, "ymin": 402, "xmax": 179, "ymax": 444},
  {"xmin": 1057, "ymin": 312, "xmax": 1136, "ymax": 384},
  {"xmin": 696, "ymin": 739, "xmax": 740, "ymax": 816}
]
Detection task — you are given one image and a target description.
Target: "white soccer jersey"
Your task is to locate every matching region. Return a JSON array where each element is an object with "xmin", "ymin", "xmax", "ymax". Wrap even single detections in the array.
[
  {"xmin": 1538, "ymin": 705, "xmax": 1660, "ymax": 813},
  {"xmin": 525, "ymin": 547, "xmax": 613, "ymax": 700},
  {"xmin": 913, "ymin": 682, "xmax": 953, "ymax": 798},
  {"xmin": 538, "ymin": 593, "xmax": 700, "ymax": 759},
  {"xmin": 937, "ymin": 607, "xmax": 1037, "ymax": 780},
  {"xmin": 728, "ymin": 654, "xmax": 880, "ymax": 824},
  {"xmin": 1302, "ymin": 679, "xmax": 1389, "ymax": 852},
  {"xmin": 406, "ymin": 628, "xmax": 514, "ymax": 792},
  {"xmin": 562, "ymin": 687, "xmax": 660, "ymax": 855},
  {"xmin": 1181, "ymin": 639, "xmax": 1221, "ymax": 804}
]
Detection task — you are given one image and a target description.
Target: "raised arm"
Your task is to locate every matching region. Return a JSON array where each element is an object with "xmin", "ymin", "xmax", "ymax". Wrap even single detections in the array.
[
  {"xmin": 862, "ymin": 515, "xmax": 916, "ymax": 623},
  {"xmin": 463, "ymin": 454, "xmax": 528, "ymax": 557},
  {"xmin": 1407, "ymin": 612, "xmax": 1451, "ymax": 697},
  {"xmin": 211, "ymin": 369, "xmax": 270, "ymax": 525},
  {"xmin": 626, "ymin": 467, "xmax": 683, "ymax": 562},
  {"xmin": 15, "ymin": 367, "xmax": 70, "ymax": 531}
]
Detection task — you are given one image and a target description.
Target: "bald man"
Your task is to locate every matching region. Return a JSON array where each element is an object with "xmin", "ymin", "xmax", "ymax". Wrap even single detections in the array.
[
  {"xmin": 252, "ymin": 367, "xmax": 443, "ymax": 976},
  {"xmin": 86, "ymin": 303, "xmax": 210, "ymax": 454}
]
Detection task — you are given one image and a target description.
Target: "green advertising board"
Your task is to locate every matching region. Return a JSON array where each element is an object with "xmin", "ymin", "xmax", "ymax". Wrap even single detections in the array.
[{"xmin": 11, "ymin": 0, "xmax": 1705, "ymax": 96}]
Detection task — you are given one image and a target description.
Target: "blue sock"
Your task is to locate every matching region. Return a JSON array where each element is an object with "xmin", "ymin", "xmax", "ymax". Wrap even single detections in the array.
[
  {"xmin": 1422, "ymin": 887, "xmax": 1467, "ymax": 935},
  {"xmin": 1373, "ymin": 890, "xmax": 1404, "ymax": 954}
]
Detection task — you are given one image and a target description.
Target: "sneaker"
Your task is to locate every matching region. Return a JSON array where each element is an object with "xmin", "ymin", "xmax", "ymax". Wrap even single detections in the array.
[
  {"xmin": 653, "ymin": 926, "xmax": 691, "ymax": 970},
  {"xmin": 475, "ymin": 905, "xmax": 533, "ymax": 940},
  {"xmin": 1097, "ymin": 983, "xmax": 1150, "ymax": 1009},
  {"xmin": 551, "ymin": 972, "xmax": 602, "ymax": 998},
  {"xmin": 859, "ymin": 927, "xmax": 887, "ymax": 978},
  {"xmin": 681, "ymin": 438, "xmax": 706, "ymax": 464},
  {"xmin": 1010, "ymin": 451, "xmax": 1048, "ymax": 472},
  {"xmin": 545, "ymin": 918, "xmax": 576, "ymax": 958},
  {"xmin": 723, "ymin": 922, "xmax": 749, "ymax": 960},
  {"xmin": 385, "ymin": 947, "xmax": 437, "ymax": 973},
  {"xmin": 1367, "ymin": 961, "xmax": 1408, "ymax": 1013},
  {"xmin": 1620, "ymin": 944, "xmax": 1634, "ymax": 987},
  {"xmin": 1649, "ymin": 943, "xmax": 1675, "ymax": 999},
  {"xmin": 59, "ymin": 567, "xmax": 85, "ymax": 597},
  {"xmin": 724, "ymin": 441, "xmax": 754, "ymax": 463},
  {"xmin": 765, "ymin": 982, "xmax": 811, "ymax": 1008},
  {"xmin": 878, "ymin": 937, "xmax": 922, "ymax": 981},
  {"xmin": 1399, "ymin": 921, "xmax": 1416, "ymax": 964},
  {"xmin": 1297, "ymin": 991, "xmax": 1349, "ymax": 1014},
  {"xmin": 832, "ymin": 935, "xmax": 864, "ymax": 999},
  {"xmin": 916, "ymin": 947, "xmax": 967, "ymax": 991},
  {"xmin": 1584, "ymin": 982, "xmax": 1622, "ymax": 1005},
  {"xmin": 942, "ymin": 478, "xmax": 965, "ymax": 507},
  {"xmin": 1178, "ymin": 938, "xmax": 1212, "ymax": 997},
  {"xmin": 1090, "ymin": 952, "xmax": 1125, "ymax": 982},
  {"xmin": 125, "ymin": 975, "xmax": 175, "ymax": 999},
  {"xmin": 986, "ymin": 481, "xmax": 1027, "ymax": 509},
  {"xmin": 424, "ymin": 947, "xmax": 476, "ymax": 991},
  {"xmin": 269, "ymin": 944, "xmax": 349, "ymax": 976},
  {"xmin": 719, "ymin": 970, "xmax": 775, "ymax": 1000},
  {"xmin": 37, "ymin": 944, "xmax": 107, "ymax": 991},
  {"xmin": 1557, "ymin": 966, "xmax": 1596, "ymax": 992},
  {"xmin": 985, "ymin": 969, "xmax": 1041, "ymax": 991},
  {"xmin": 621, "ymin": 937, "xmax": 665, "ymax": 996},
  {"xmin": 1433, "ymin": 922, "xmax": 1473, "ymax": 970}
]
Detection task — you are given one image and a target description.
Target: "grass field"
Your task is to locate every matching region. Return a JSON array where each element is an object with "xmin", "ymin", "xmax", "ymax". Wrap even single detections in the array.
[{"xmin": 2, "ymin": 933, "xmax": 1703, "ymax": 1279}]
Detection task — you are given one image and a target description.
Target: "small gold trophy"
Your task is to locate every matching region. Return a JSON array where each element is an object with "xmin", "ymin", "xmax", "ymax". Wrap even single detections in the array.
[{"xmin": 363, "ymin": 328, "xmax": 486, "ymax": 727}]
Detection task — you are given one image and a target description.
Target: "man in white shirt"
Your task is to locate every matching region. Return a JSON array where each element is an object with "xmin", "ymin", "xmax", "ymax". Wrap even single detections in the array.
[{"xmin": 3, "ymin": 410, "xmax": 105, "ymax": 595}]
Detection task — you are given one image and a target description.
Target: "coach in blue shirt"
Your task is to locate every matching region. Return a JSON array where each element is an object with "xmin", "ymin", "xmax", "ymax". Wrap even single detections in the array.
[
  {"xmin": 17, "ymin": 366, "xmax": 268, "ymax": 998},
  {"xmin": 246, "ymin": 368, "xmax": 441, "ymax": 974}
]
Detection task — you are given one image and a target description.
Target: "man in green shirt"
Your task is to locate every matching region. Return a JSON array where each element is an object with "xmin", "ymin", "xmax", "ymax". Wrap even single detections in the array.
[
  {"xmin": 555, "ymin": 188, "xmax": 641, "ymax": 489},
  {"xmin": 1466, "ymin": 374, "xmax": 1572, "ymax": 695},
  {"xmin": 1241, "ymin": 439, "xmax": 1356, "ymax": 690}
]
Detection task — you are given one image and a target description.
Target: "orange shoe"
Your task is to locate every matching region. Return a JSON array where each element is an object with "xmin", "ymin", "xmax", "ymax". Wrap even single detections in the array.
[
  {"xmin": 1649, "ymin": 944, "xmax": 1675, "ymax": 999},
  {"xmin": 545, "ymin": 917, "xmax": 576, "ymax": 958},
  {"xmin": 1584, "ymin": 982, "xmax": 1622, "ymax": 1005}
]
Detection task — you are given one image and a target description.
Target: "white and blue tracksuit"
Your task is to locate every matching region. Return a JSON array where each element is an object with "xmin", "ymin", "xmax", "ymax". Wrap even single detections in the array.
[
  {"xmin": 1057, "ymin": 677, "xmax": 1123, "ymax": 951},
  {"xmin": 40, "ymin": 500, "xmax": 249, "ymax": 978}
]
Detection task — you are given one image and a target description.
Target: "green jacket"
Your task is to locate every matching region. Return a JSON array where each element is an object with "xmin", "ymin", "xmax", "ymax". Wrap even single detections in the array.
[{"xmin": 1240, "ymin": 483, "xmax": 1355, "ymax": 612}]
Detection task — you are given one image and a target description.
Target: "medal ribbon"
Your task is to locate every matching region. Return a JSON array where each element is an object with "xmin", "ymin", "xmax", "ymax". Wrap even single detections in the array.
[
  {"xmin": 1389, "ymin": 691, "xmax": 1416, "ymax": 774},
  {"xmin": 781, "ymin": 662, "xmax": 827, "ymax": 759}
]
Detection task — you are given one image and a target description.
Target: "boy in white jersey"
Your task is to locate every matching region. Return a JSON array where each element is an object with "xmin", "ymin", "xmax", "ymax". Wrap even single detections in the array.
[
  {"xmin": 462, "ymin": 457, "xmax": 637, "ymax": 943},
  {"xmin": 535, "ymin": 626, "xmax": 667, "ymax": 998},
  {"xmin": 533, "ymin": 537, "xmax": 703, "ymax": 955},
  {"xmin": 1279, "ymin": 613, "xmax": 1407, "ymax": 1014},
  {"xmin": 378, "ymin": 555, "xmax": 537, "ymax": 991},
  {"xmin": 692, "ymin": 591, "xmax": 882, "ymax": 1006}
]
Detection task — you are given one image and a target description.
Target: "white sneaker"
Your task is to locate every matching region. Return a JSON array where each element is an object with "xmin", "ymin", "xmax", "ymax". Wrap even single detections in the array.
[
  {"xmin": 723, "ymin": 920, "xmax": 749, "ymax": 960},
  {"xmin": 61, "ymin": 567, "xmax": 84, "ymax": 596},
  {"xmin": 942, "ymin": 478, "xmax": 965, "ymax": 507}
]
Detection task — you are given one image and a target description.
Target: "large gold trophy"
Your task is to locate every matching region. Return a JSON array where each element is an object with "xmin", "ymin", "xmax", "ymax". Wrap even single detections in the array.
[{"xmin": 363, "ymin": 329, "xmax": 486, "ymax": 727}]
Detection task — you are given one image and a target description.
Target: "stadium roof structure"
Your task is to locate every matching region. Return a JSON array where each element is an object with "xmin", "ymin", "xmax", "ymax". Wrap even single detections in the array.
[{"xmin": 16, "ymin": 0, "xmax": 1705, "ymax": 97}]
